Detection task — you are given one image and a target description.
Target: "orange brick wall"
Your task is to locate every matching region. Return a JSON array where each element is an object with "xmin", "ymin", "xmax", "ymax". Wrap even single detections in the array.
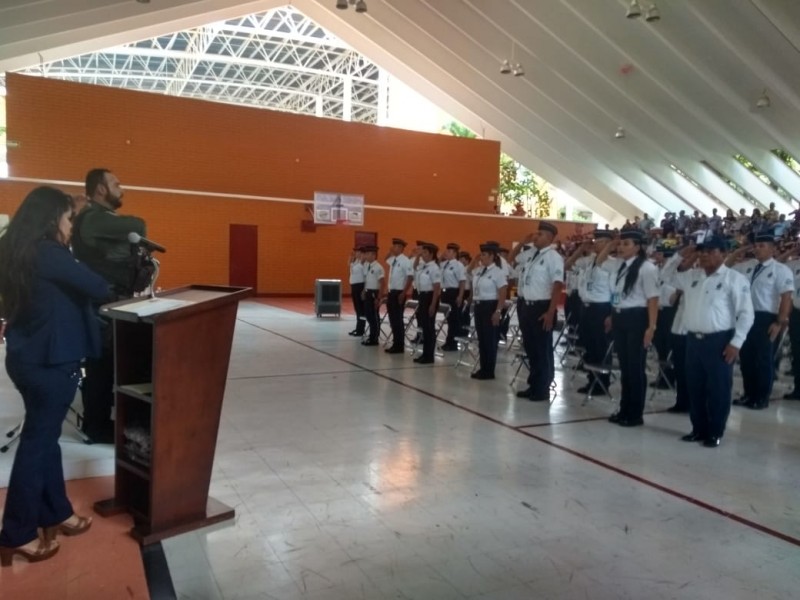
[{"xmin": 0, "ymin": 74, "xmax": 592, "ymax": 294}]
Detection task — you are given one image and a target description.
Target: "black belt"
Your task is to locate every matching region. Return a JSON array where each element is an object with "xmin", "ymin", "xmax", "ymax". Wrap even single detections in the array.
[
  {"xmin": 612, "ymin": 306, "xmax": 647, "ymax": 313},
  {"xmin": 522, "ymin": 299, "xmax": 549, "ymax": 305},
  {"xmin": 584, "ymin": 301, "xmax": 611, "ymax": 306},
  {"xmin": 687, "ymin": 330, "xmax": 732, "ymax": 340},
  {"xmin": 474, "ymin": 300, "xmax": 496, "ymax": 304}
]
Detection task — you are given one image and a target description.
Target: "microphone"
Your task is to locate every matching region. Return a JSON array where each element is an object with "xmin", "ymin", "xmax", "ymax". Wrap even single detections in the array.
[{"xmin": 128, "ymin": 232, "xmax": 166, "ymax": 253}]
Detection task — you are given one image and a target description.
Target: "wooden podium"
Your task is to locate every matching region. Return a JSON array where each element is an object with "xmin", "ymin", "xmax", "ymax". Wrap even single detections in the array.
[{"xmin": 94, "ymin": 285, "xmax": 251, "ymax": 545}]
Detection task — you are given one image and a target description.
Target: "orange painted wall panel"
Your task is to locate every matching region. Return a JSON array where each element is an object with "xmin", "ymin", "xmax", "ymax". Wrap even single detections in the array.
[{"xmin": 0, "ymin": 75, "xmax": 592, "ymax": 294}]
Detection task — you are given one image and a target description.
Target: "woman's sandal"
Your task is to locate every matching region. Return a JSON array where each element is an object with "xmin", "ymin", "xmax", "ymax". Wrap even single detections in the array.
[
  {"xmin": 43, "ymin": 514, "xmax": 93, "ymax": 541},
  {"xmin": 0, "ymin": 538, "xmax": 60, "ymax": 567}
]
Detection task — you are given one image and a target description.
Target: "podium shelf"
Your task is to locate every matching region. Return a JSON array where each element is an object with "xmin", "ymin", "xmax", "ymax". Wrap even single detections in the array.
[
  {"xmin": 116, "ymin": 458, "xmax": 150, "ymax": 481},
  {"xmin": 117, "ymin": 383, "xmax": 154, "ymax": 403}
]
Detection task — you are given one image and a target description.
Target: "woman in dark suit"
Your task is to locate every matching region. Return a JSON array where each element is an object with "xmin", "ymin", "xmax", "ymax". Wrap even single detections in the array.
[{"xmin": 0, "ymin": 187, "xmax": 111, "ymax": 566}]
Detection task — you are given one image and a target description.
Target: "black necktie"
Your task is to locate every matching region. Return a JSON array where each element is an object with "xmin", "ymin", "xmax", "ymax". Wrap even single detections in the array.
[
  {"xmin": 751, "ymin": 263, "xmax": 764, "ymax": 282},
  {"xmin": 480, "ymin": 267, "xmax": 487, "ymax": 275},
  {"xmin": 616, "ymin": 262, "xmax": 627, "ymax": 286}
]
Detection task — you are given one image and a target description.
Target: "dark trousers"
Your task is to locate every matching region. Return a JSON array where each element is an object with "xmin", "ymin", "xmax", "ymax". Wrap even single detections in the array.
[
  {"xmin": 612, "ymin": 307, "xmax": 648, "ymax": 420},
  {"xmin": 790, "ymin": 308, "xmax": 800, "ymax": 391},
  {"xmin": 686, "ymin": 330, "xmax": 734, "ymax": 438},
  {"xmin": 441, "ymin": 288, "xmax": 459, "ymax": 346},
  {"xmin": 82, "ymin": 320, "xmax": 114, "ymax": 439},
  {"xmin": 387, "ymin": 290, "xmax": 405, "ymax": 349},
  {"xmin": 565, "ymin": 291, "xmax": 582, "ymax": 332},
  {"xmin": 739, "ymin": 311, "xmax": 777, "ymax": 404},
  {"xmin": 519, "ymin": 299, "xmax": 555, "ymax": 397},
  {"xmin": 671, "ymin": 334, "xmax": 689, "ymax": 410},
  {"xmin": 474, "ymin": 301, "xmax": 499, "ymax": 375},
  {"xmin": 418, "ymin": 291, "xmax": 437, "ymax": 360},
  {"xmin": 364, "ymin": 290, "xmax": 379, "ymax": 342},
  {"xmin": 459, "ymin": 291, "xmax": 472, "ymax": 334},
  {"xmin": 350, "ymin": 282, "xmax": 366, "ymax": 334},
  {"xmin": 653, "ymin": 306, "xmax": 677, "ymax": 384},
  {"xmin": 580, "ymin": 302, "xmax": 612, "ymax": 386},
  {"xmin": 0, "ymin": 357, "xmax": 78, "ymax": 547}
]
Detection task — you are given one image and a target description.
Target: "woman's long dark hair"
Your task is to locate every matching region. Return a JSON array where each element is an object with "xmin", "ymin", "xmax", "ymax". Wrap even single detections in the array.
[
  {"xmin": 0, "ymin": 186, "xmax": 73, "ymax": 323},
  {"xmin": 622, "ymin": 244, "xmax": 647, "ymax": 297}
]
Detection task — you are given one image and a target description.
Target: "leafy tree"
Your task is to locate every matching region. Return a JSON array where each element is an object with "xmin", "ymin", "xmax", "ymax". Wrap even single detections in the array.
[{"xmin": 443, "ymin": 121, "xmax": 548, "ymax": 216}]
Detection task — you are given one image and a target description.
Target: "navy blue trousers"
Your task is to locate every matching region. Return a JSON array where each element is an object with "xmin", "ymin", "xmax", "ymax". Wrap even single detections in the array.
[
  {"xmin": 474, "ymin": 301, "xmax": 500, "ymax": 376},
  {"xmin": 518, "ymin": 300, "xmax": 555, "ymax": 397},
  {"xmin": 670, "ymin": 334, "xmax": 689, "ymax": 410},
  {"xmin": 685, "ymin": 330, "xmax": 734, "ymax": 438},
  {"xmin": 0, "ymin": 357, "xmax": 78, "ymax": 547},
  {"xmin": 739, "ymin": 311, "xmax": 777, "ymax": 404},
  {"xmin": 612, "ymin": 307, "xmax": 648, "ymax": 420},
  {"xmin": 417, "ymin": 291, "xmax": 436, "ymax": 360},
  {"xmin": 580, "ymin": 302, "xmax": 612, "ymax": 385}
]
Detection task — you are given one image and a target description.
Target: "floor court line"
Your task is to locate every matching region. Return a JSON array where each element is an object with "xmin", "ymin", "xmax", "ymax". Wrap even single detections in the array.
[{"xmin": 239, "ymin": 318, "xmax": 800, "ymax": 549}]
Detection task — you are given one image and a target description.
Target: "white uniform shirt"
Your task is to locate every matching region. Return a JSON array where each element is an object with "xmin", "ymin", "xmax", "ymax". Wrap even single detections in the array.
[
  {"xmin": 499, "ymin": 256, "xmax": 514, "ymax": 281},
  {"xmin": 441, "ymin": 259, "xmax": 467, "ymax": 290},
  {"xmin": 674, "ymin": 265, "xmax": 754, "ymax": 348},
  {"xmin": 472, "ymin": 264, "xmax": 507, "ymax": 300},
  {"xmin": 606, "ymin": 256, "xmax": 659, "ymax": 309},
  {"xmin": 364, "ymin": 261, "xmax": 385, "ymax": 291},
  {"xmin": 349, "ymin": 260, "xmax": 365, "ymax": 285},
  {"xmin": 734, "ymin": 258, "xmax": 793, "ymax": 314},
  {"xmin": 387, "ymin": 254, "xmax": 413, "ymax": 291},
  {"xmin": 785, "ymin": 259, "xmax": 800, "ymax": 310},
  {"xmin": 516, "ymin": 246, "xmax": 564, "ymax": 301},
  {"xmin": 577, "ymin": 254, "xmax": 613, "ymax": 303},
  {"xmin": 657, "ymin": 255, "xmax": 682, "ymax": 309},
  {"xmin": 415, "ymin": 259, "xmax": 442, "ymax": 292}
]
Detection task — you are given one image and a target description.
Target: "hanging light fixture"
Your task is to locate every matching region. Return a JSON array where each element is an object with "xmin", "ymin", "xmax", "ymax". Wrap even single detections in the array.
[
  {"xmin": 355, "ymin": 0, "xmax": 367, "ymax": 13},
  {"xmin": 645, "ymin": 4, "xmax": 660, "ymax": 22},
  {"xmin": 500, "ymin": 60, "xmax": 512, "ymax": 74},
  {"xmin": 614, "ymin": 127, "xmax": 626, "ymax": 139},
  {"xmin": 756, "ymin": 89, "xmax": 771, "ymax": 109},
  {"xmin": 626, "ymin": 0, "xmax": 642, "ymax": 18},
  {"xmin": 513, "ymin": 63, "xmax": 525, "ymax": 77},
  {"xmin": 336, "ymin": 0, "xmax": 348, "ymax": 9}
]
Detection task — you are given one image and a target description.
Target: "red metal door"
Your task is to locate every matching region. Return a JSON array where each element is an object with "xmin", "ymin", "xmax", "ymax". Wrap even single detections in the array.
[{"xmin": 229, "ymin": 224, "xmax": 258, "ymax": 290}]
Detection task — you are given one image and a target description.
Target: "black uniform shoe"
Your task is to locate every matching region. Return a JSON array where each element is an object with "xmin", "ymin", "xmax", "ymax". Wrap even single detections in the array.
[
  {"xmin": 515, "ymin": 388, "xmax": 533, "ymax": 398},
  {"xmin": 783, "ymin": 391, "xmax": 800, "ymax": 400},
  {"xmin": 745, "ymin": 399, "xmax": 768, "ymax": 410},
  {"xmin": 608, "ymin": 412, "xmax": 622, "ymax": 423},
  {"xmin": 529, "ymin": 395, "xmax": 549, "ymax": 402},
  {"xmin": 413, "ymin": 357, "xmax": 434, "ymax": 364},
  {"xmin": 703, "ymin": 437, "xmax": 721, "ymax": 448},
  {"xmin": 439, "ymin": 344, "xmax": 458, "ymax": 352},
  {"xmin": 666, "ymin": 405, "xmax": 689, "ymax": 413},
  {"xmin": 576, "ymin": 384, "xmax": 605, "ymax": 395},
  {"xmin": 732, "ymin": 396, "xmax": 749, "ymax": 406},
  {"xmin": 680, "ymin": 432, "xmax": 704, "ymax": 442},
  {"xmin": 470, "ymin": 371, "xmax": 486, "ymax": 379},
  {"xmin": 471, "ymin": 372, "xmax": 495, "ymax": 380},
  {"xmin": 362, "ymin": 340, "xmax": 379, "ymax": 346},
  {"xmin": 617, "ymin": 417, "xmax": 644, "ymax": 427},
  {"xmin": 385, "ymin": 347, "xmax": 404, "ymax": 354},
  {"xmin": 84, "ymin": 429, "xmax": 115, "ymax": 445}
]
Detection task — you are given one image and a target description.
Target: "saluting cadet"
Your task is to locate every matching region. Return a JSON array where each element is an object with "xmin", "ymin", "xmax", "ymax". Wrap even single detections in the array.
[
  {"xmin": 728, "ymin": 233, "xmax": 793, "ymax": 409},
  {"xmin": 595, "ymin": 230, "xmax": 659, "ymax": 427},
  {"xmin": 510, "ymin": 222, "xmax": 565, "ymax": 401},
  {"xmin": 348, "ymin": 247, "xmax": 367, "ymax": 337},
  {"xmin": 469, "ymin": 243, "xmax": 508, "ymax": 380},
  {"xmin": 779, "ymin": 245, "xmax": 800, "ymax": 400},
  {"xmin": 384, "ymin": 238, "xmax": 414, "ymax": 354},
  {"xmin": 661, "ymin": 244, "xmax": 691, "ymax": 413},
  {"xmin": 458, "ymin": 251, "xmax": 473, "ymax": 335},
  {"xmin": 674, "ymin": 236, "xmax": 754, "ymax": 447},
  {"xmin": 439, "ymin": 243, "xmax": 467, "ymax": 351},
  {"xmin": 414, "ymin": 243, "xmax": 442, "ymax": 364},
  {"xmin": 651, "ymin": 247, "xmax": 682, "ymax": 389},
  {"xmin": 568, "ymin": 231, "xmax": 613, "ymax": 394},
  {"xmin": 361, "ymin": 246, "xmax": 385, "ymax": 346}
]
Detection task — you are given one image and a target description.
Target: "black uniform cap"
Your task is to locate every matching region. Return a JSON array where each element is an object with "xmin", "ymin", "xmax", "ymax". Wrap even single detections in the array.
[
  {"xmin": 392, "ymin": 238, "xmax": 407, "ymax": 247},
  {"xmin": 538, "ymin": 221, "xmax": 558, "ymax": 236}
]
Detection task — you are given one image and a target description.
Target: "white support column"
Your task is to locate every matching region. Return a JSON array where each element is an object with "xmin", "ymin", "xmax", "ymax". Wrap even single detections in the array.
[
  {"xmin": 343, "ymin": 75, "xmax": 352, "ymax": 122},
  {"xmin": 377, "ymin": 70, "xmax": 389, "ymax": 125}
]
